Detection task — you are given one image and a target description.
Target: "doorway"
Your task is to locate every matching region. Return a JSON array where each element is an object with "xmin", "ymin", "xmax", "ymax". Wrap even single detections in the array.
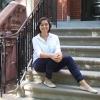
[{"xmin": 81, "ymin": 0, "xmax": 94, "ymax": 20}]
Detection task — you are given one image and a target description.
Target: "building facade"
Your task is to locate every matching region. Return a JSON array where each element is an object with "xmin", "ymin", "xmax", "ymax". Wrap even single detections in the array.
[{"xmin": 43, "ymin": 0, "xmax": 100, "ymax": 21}]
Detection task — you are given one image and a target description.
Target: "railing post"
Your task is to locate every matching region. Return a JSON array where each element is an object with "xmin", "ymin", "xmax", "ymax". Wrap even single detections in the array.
[
  {"xmin": 0, "ymin": 41, "xmax": 3, "ymax": 97},
  {"xmin": 1, "ymin": 38, "xmax": 6, "ymax": 93},
  {"xmin": 16, "ymin": 36, "xmax": 20, "ymax": 85}
]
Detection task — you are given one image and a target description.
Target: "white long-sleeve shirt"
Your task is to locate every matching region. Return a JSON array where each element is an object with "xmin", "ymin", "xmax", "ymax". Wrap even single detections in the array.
[{"xmin": 32, "ymin": 33, "xmax": 61, "ymax": 62}]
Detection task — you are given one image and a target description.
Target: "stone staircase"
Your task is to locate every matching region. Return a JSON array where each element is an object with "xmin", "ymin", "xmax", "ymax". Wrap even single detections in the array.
[
  {"xmin": 51, "ymin": 28, "xmax": 100, "ymax": 71},
  {"xmin": 1, "ymin": 22, "xmax": 100, "ymax": 100}
]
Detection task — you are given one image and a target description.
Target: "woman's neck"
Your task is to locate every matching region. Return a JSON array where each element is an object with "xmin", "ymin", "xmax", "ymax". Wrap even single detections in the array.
[{"xmin": 40, "ymin": 32, "xmax": 49, "ymax": 40}]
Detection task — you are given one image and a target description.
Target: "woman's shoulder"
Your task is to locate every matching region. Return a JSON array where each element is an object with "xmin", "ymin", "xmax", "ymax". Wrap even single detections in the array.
[{"xmin": 32, "ymin": 34, "xmax": 39, "ymax": 40}]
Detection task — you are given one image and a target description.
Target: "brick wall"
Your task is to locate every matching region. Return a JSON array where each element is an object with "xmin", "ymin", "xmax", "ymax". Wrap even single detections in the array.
[
  {"xmin": 57, "ymin": 0, "xmax": 81, "ymax": 20},
  {"xmin": 70, "ymin": 0, "xmax": 81, "ymax": 19},
  {"xmin": 57, "ymin": 0, "xmax": 68, "ymax": 20}
]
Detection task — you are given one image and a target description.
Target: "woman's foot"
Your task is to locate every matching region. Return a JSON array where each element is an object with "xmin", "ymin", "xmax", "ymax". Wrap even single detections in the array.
[
  {"xmin": 79, "ymin": 80, "xmax": 98, "ymax": 94},
  {"xmin": 80, "ymin": 85, "xmax": 98, "ymax": 94},
  {"xmin": 43, "ymin": 77, "xmax": 56, "ymax": 88}
]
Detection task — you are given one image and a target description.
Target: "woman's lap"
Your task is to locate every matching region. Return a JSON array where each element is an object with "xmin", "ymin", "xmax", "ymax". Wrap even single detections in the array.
[{"xmin": 32, "ymin": 58, "xmax": 65, "ymax": 72}]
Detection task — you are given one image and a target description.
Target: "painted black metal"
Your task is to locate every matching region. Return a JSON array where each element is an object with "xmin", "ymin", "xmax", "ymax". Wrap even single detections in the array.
[
  {"xmin": 92, "ymin": 0, "xmax": 100, "ymax": 20},
  {"xmin": 81, "ymin": 0, "xmax": 94, "ymax": 20}
]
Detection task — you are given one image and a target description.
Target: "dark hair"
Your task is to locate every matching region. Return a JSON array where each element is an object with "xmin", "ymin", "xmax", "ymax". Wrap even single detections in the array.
[{"xmin": 36, "ymin": 17, "xmax": 52, "ymax": 34}]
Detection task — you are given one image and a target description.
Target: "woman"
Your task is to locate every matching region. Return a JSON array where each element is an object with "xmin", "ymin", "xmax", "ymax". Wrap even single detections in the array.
[{"xmin": 32, "ymin": 17, "xmax": 97, "ymax": 93}]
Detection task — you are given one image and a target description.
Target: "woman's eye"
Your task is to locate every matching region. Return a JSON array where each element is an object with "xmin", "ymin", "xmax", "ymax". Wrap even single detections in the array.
[{"xmin": 40, "ymin": 24, "xmax": 43, "ymax": 26}]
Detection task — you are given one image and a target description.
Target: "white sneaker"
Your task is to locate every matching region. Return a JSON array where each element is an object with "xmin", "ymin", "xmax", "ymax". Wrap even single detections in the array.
[
  {"xmin": 43, "ymin": 78, "xmax": 56, "ymax": 88},
  {"xmin": 80, "ymin": 85, "xmax": 98, "ymax": 94}
]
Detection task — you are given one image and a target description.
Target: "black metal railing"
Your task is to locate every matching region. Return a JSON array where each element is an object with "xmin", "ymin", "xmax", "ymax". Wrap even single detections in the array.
[
  {"xmin": 0, "ymin": 37, "xmax": 6, "ymax": 96},
  {"xmin": 0, "ymin": 0, "xmax": 41, "ymax": 96},
  {"xmin": 0, "ymin": 39, "xmax": 3, "ymax": 97},
  {"xmin": 13, "ymin": 0, "xmax": 42, "ymax": 86},
  {"xmin": 0, "ymin": 0, "xmax": 58, "ymax": 96},
  {"xmin": 0, "ymin": 0, "xmax": 42, "ymax": 96}
]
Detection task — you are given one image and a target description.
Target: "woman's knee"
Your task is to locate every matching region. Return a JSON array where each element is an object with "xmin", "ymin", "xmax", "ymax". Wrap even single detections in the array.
[{"xmin": 63, "ymin": 56, "xmax": 73, "ymax": 62}]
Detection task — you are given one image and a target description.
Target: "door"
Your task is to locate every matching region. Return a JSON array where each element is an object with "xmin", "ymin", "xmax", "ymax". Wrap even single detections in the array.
[{"xmin": 81, "ymin": 0, "xmax": 94, "ymax": 20}]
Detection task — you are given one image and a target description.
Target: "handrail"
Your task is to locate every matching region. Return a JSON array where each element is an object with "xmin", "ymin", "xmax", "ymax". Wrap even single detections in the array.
[
  {"xmin": 0, "ymin": 0, "xmax": 42, "ymax": 96},
  {"xmin": 15, "ymin": 0, "xmax": 42, "ymax": 86},
  {"xmin": 0, "ymin": 0, "xmax": 58, "ymax": 96},
  {"xmin": 19, "ymin": 58, "xmax": 32, "ymax": 84},
  {"xmin": 4, "ymin": 0, "xmax": 41, "ymax": 38},
  {"xmin": 9, "ymin": 0, "xmax": 43, "ymax": 92},
  {"xmin": 0, "ymin": 0, "xmax": 41, "ymax": 39}
]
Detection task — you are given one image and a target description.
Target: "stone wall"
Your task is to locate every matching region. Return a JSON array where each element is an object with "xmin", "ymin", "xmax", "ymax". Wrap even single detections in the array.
[{"xmin": 0, "ymin": 1, "xmax": 26, "ymax": 33}]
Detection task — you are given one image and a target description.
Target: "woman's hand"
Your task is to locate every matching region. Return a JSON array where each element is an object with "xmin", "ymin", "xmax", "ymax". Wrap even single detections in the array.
[
  {"xmin": 40, "ymin": 51, "xmax": 63, "ymax": 63},
  {"xmin": 50, "ymin": 52, "xmax": 63, "ymax": 63}
]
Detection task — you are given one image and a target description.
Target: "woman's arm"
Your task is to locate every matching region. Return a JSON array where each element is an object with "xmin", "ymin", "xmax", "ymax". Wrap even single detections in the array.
[
  {"xmin": 53, "ymin": 36, "xmax": 63, "ymax": 62},
  {"xmin": 32, "ymin": 35, "xmax": 62, "ymax": 62},
  {"xmin": 40, "ymin": 52, "xmax": 53, "ymax": 58},
  {"xmin": 40, "ymin": 52, "xmax": 62, "ymax": 63}
]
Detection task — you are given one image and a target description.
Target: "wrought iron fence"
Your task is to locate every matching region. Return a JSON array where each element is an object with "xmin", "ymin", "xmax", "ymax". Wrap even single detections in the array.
[
  {"xmin": 0, "ymin": 0, "xmax": 42, "ymax": 96},
  {"xmin": 0, "ymin": 0, "xmax": 58, "ymax": 96}
]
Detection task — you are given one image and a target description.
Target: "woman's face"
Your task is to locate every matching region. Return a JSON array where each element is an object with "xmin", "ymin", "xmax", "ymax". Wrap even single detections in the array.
[{"xmin": 39, "ymin": 20, "xmax": 49, "ymax": 34}]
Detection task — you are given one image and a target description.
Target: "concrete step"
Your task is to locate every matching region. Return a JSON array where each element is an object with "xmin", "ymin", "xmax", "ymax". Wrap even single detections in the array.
[
  {"xmin": 73, "ymin": 57, "xmax": 100, "ymax": 71},
  {"xmin": 1, "ymin": 84, "xmax": 100, "ymax": 100},
  {"xmin": 61, "ymin": 46, "xmax": 100, "ymax": 58},
  {"xmin": 25, "ymin": 84, "xmax": 100, "ymax": 100},
  {"xmin": 52, "ymin": 69, "xmax": 100, "ymax": 87},
  {"xmin": 32, "ymin": 69, "xmax": 100, "ymax": 87},
  {"xmin": 1, "ymin": 69, "xmax": 100, "ymax": 100},
  {"xmin": 51, "ymin": 28, "xmax": 100, "ymax": 36},
  {"xmin": 59, "ymin": 36, "xmax": 100, "ymax": 46},
  {"xmin": 0, "ymin": 94, "xmax": 42, "ymax": 100}
]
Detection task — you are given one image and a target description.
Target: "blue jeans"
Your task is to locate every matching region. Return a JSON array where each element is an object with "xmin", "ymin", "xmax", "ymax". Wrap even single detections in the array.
[{"xmin": 32, "ymin": 56, "xmax": 84, "ymax": 82}]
